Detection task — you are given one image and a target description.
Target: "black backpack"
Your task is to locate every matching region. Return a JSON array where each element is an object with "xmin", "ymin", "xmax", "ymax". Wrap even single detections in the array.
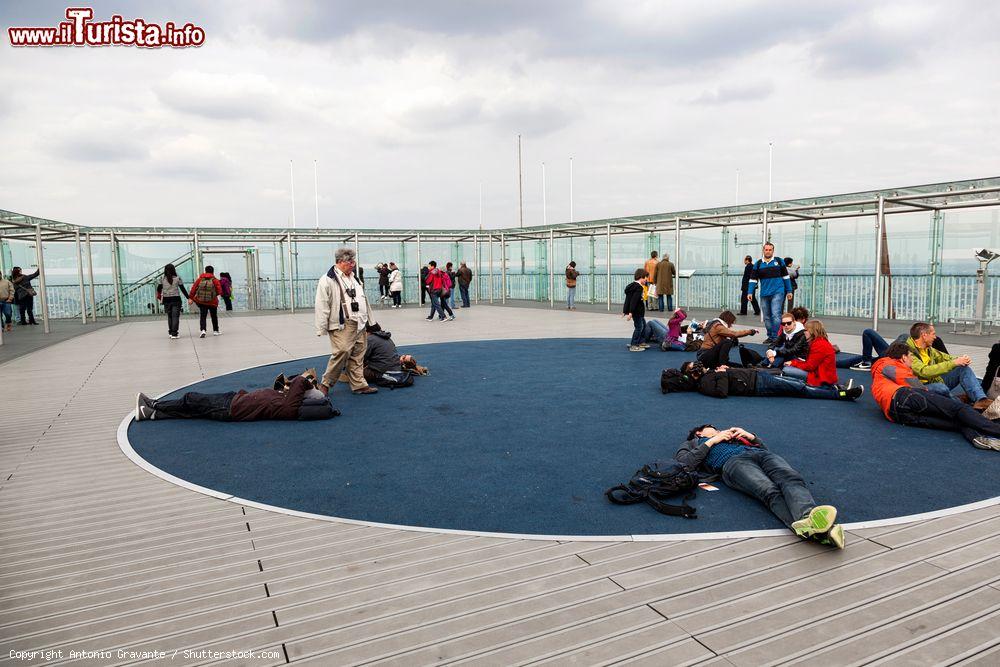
[
  {"xmin": 605, "ymin": 460, "xmax": 698, "ymax": 518},
  {"xmin": 372, "ymin": 370, "xmax": 415, "ymax": 389},
  {"xmin": 660, "ymin": 368, "xmax": 695, "ymax": 394}
]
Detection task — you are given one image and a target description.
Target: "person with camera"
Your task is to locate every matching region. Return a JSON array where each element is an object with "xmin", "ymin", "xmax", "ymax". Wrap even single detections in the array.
[
  {"xmin": 134, "ymin": 373, "xmax": 336, "ymax": 422},
  {"xmin": 697, "ymin": 310, "xmax": 758, "ymax": 369},
  {"xmin": 315, "ymin": 247, "xmax": 379, "ymax": 396},
  {"xmin": 675, "ymin": 424, "xmax": 844, "ymax": 548}
]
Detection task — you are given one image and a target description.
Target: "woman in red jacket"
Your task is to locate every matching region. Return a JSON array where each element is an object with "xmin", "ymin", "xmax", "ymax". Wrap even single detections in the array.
[{"xmin": 784, "ymin": 320, "xmax": 838, "ymax": 386}]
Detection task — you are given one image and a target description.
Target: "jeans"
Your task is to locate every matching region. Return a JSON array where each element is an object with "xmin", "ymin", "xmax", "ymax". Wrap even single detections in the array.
[
  {"xmin": 428, "ymin": 292, "xmax": 445, "ymax": 319},
  {"xmin": 739, "ymin": 287, "xmax": 760, "ymax": 316},
  {"xmin": 567, "ymin": 287, "xmax": 576, "ymax": 309},
  {"xmin": 889, "ymin": 388, "xmax": 1000, "ymax": 444},
  {"xmin": 0, "ymin": 302, "xmax": 11, "ymax": 325},
  {"xmin": 646, "ymin": 319, "xmax": 667, "ymax": 343},
  {"xmin": 755, "ymin": 372, "xmax": 839, "ymax": 399},
  {"xmin": 447, "ymin": 287, "xmax": 455, "ymax": 308},
  {"xmin": 154, "ymin": 391, "xmax": 235, "ymax": 421},
  {"xmin": 722, "ymin": 449, "xmax": 817, "ymax": 528},
  {"xmin": 391, "ymin": 290, "xmax": 402, "ymax": 306},
  {"xmin": 984, "ymin": 343, "xmax": 1000, "ymax": 395},
  {"xmin": 198, "ymin": 305, "xmax": 219, "ymax": 332},
  {"xmin": 697, "ymin": 338, "xmax": 737, "ymax": 369},
  {"xmin": 928, "ymin": 366, "xmax": 987, "ymax": 402},
  {"xmin": 759, "ymin": 292, "xmax": 785, "ymax": 340},
  {"xmin": 630, "ymin": 316, "xmax": 647, "ymax": 346},
  {"xmin": 163, "ymin": 296, "xmax": 182, "ymax": 336},
  {"xmin": 781, "ymin": 365, "xmax": 808, "ymax": 381},
  {"xmin": 459, "ymin": 284, "xmax": 470, "ymax": 307},
  {"xmin": 656, "ymin": 294, "xmax": 673, "ymax": 311}
]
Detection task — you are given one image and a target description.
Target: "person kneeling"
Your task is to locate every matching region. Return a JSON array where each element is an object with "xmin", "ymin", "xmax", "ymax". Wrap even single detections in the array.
[
  {"xmin": 872, "ymin": 342, "xmax": 1000, "ymax": 450},
  {"xmin": 668, "ymin": 361, "xmax": 863, "ymax": 400},
  {"xmin": 675, "ymin": 424, "xmax": 844, "ymax": 547},
  {"xmin": 363, "ymin": 324, "xmax": 428, "ymax": 385},
  {"xmin": 134, "ymin": 374, "xmax": 337, "ymax": 422}
]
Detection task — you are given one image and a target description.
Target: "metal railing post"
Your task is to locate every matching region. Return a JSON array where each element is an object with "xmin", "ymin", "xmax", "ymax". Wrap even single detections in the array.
[
  {"xmin": 111, "ymin": 230, "xmax": 122, "ymax": 321},
  {"xmin": 606, "ymin": 223, "xmax": 611, "ymax": 311},
  {"xmin": 872, "ymin": 195, "xmax": 885, "ymax": 331},
  {"xmin": 674, "ymin": 217, "xmax": 680, "ymax": 309},
  {"xmin": 500, "ymin": 232, "xmax": 507, "ymax": 304},
  {"xmin": 35, "ymin": 224, "xmax": 50, "ymax": 333},
  {"xmin": 86, "ymin": 233, "xmax": 96, "ymax": 320},
  {"xmin": 75, "ymin": 229, "xmax": 86, "ymax": 323},
  {"xmin": 548, "ymin": 229, "xmax": 554, "ymax": 308},
  {"xmin": 287, "ymin": 234, "xmax": 295, "ymax": 314}
]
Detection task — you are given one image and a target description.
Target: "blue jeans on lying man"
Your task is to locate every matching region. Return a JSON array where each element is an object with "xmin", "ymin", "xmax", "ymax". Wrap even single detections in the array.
[
  {"xmin": 925, "ymin": 365, "xmax": 987, "ymax": 402},
  {"xmin": 755, "ymin": 371, "xmax": 840, "ymax": 399},
  {"xmin": 721, "ymin": 449, "xmax": 817, "ymax": 529}
]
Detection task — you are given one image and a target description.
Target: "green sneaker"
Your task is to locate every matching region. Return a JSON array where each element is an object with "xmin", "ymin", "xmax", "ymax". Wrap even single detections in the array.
[
  {"xmin": 818, "ymin": 524, "xmax": 846, "ymax": 549},
  {"xmin": 791, "ymin": 505, "xmax": 838, "ymax": 538}
]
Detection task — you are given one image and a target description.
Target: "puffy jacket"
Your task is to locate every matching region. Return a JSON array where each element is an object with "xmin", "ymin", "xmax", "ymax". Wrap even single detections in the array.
[
  {"xmin": 189, "ymin": 273, "xmax": 222, "ymax": 307},
  {"xmin": 905, "ymin": 337, "xmax": 956, "ymax": 384},
  {"xmin": 388, "ymin": 269, "xmax": 403, "ymax": 292},
  {"xmin": 425, "ymin": 268, "xmax": 447, "ymax": 292},
  {"xmin": 695, "ymin": 368, "xmax": 758, "ymax": 398},
  {"xmin": 788, "ymin": 337, "xmax": 838, "ymax": 386}
]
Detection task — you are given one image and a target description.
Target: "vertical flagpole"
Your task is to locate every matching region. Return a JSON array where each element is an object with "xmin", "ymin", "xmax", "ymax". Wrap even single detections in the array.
[
  {"xmin": 768, "ymin": 142, "xmax": 773, "ymax": 203},
  {"xmin": 313, "ymin": 160, "xmax": 320, "ymax": 229},
  {"xmin": 290, "ymin": 160, "xmax": 297, "ymax": 229},
  {"xmin": 541, "ymin": 161, "xmax": 547, "ymax": 226},
  {"xmin": 569, "ymin": 157, "xmax": 574, "ymax": 223},
  {"xmin": 736, "ymin": 168, "xmax": 741, "ymax": 206},
  {"xmin": 479, "ymin": 182, "xmax": 484, "ymax": 231}
]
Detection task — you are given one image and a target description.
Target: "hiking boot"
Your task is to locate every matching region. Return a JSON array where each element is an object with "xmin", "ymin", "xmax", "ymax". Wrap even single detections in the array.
[
  {"xmin": 352, "ymin": 386, "xmax": 378, "ymax": 395},
  {"xmin": 791, "ymin": 505, "xmax": 838, "ymax": 538},
  {"xmin": 971, "ymin": 435, "xmax": 1000, "ymax": 451},
  {"xmin": 850, "ymin": 361, "xmax": 872, "ymax": 371},
  {"xmin": 628, "ymin": 345, "xmax": 645, "ymax": 352},
  {"xmin": 818, "ymin": 524, "xmax": 846, "ymax": 549},
  {"xmin": 973, "ymin": 398, "xmax": 993, "ymax": 412}
]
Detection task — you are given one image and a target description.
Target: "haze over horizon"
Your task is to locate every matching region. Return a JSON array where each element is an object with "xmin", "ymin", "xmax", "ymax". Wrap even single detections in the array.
[{"xmin": 2, "ymin": 1, "xmax": 998, "ymax": 230}]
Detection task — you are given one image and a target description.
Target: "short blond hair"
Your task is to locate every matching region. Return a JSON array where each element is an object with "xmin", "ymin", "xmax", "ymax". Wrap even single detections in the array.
[{"xmin": 804, "ymin": 320, "xmax": 828, "ymax": 340}]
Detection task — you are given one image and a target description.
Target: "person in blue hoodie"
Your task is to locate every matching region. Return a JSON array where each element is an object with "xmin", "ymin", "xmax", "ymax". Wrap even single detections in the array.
[{"xmin": 747, "ymin": 242, "xmax": 793, "ymax": 344}]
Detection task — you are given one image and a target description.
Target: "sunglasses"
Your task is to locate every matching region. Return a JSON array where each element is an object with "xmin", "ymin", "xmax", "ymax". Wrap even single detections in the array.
[{"xmin": 781, "ymin": 321, "xmax": 794, "ymax": 326}]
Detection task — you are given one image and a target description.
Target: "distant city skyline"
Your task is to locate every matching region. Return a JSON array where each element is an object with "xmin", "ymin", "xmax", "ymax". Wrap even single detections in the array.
[{"xmin": 2, "ymin": 1, "xmax": 999, "ymax": 231}]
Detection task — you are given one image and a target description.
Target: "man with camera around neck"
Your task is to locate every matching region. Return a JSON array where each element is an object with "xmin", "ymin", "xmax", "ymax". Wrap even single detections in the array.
[{"xmin": 315, "ymin": 246, "xmax": 379, "ymax": 396}]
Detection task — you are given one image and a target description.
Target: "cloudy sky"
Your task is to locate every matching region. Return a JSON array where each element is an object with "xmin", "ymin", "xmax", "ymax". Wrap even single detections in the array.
[{"xmin": 2, "ymin": 0, "xmax": 998, "ymax": 230}]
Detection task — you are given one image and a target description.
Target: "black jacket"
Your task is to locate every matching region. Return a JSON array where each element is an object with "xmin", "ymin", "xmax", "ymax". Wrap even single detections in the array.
[
  {"xmin": 695, "ymin": 367, "xmax": 758, "ymax": 398},
  {"xmin": 674, "ymin": 435, "xmax": 768, "ymax": 479},
  {"xmin": 770, "ymin": 329, "xmax": 809, "ymax": 360},
  {"xmin": 623, "ymin": 282, "xmax": 645, "ymax": 318},
  {"xmin": 741, "ymin": 263, "xmax": 753, "ymax": 288}
]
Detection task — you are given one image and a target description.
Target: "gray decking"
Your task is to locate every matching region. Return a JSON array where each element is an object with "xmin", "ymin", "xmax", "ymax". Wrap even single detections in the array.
[{"xmin": 1, "ymin": 307, "xmax": 998, "ymax": 666}]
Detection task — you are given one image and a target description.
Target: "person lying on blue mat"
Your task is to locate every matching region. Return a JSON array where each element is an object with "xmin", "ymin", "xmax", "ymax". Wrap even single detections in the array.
[
  {"xmin": 134, "ymin": 374, "xmax": 338, "ymax": 422},
  {"xmin": 675, "ymin": 424, "xmax": 845, "ymax": 548},
  {"xmin": 663, "ymin": 361, "xmax": 864, "ymax": 401}
]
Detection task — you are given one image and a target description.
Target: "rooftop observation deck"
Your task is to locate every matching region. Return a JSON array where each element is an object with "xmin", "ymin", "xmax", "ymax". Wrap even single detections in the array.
[{"xmin": 2, "ymin": 305, "xmax": 998, "ymax": 666}]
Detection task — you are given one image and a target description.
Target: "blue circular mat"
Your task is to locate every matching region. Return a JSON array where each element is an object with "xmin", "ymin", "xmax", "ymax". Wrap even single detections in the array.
[{"xmin": 124, "ymin": 338, "xmax": 1000, "ymax": 537}]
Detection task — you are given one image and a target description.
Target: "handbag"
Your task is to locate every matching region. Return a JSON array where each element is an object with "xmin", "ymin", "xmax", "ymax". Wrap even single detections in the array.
[
  {"xmin": 25, "ymin": 287, "xmax": 37, "ymax": 297},
  {"xmin": 647, "ymin": 284, "xmax": 658, "ymax": 298}
]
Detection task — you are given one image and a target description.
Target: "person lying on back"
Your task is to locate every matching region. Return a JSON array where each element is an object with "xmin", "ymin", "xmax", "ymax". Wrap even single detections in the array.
[{"xmin": 666, "ymin": 361, "xmax": 863, "ymax": 401}]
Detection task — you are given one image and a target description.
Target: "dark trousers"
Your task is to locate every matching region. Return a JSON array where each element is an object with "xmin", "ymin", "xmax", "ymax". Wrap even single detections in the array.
[
  {"xmin": 163, "ymin": 296, "xmax": 182, "ymax": 336},
  {"xmin": 221, "ymin": 295, "xmax": 233, "ymax": 311},
  {"xmin": 17, "ymin": 296, "xmax": 37, "ymax": 324},
  {"xmin": 983, "ymin": 343, "xmax": 1000, "ymax": 395},
  {"xmin": 154, "ymin": 391, "xmax": 235, "ymax": 421},
  {"xmin": 439, "ymin": 294, "xmax": 454, "ymax": 318},
  {"xmin": 739, "ymin": 287, "xmax": 760, "ymax": 316},
  {"xmin": 391, "ymin": 290, "xmax": 402, "ymax": 306},
  {"xmin": 420, "ymin": 284, "xmax": 427, "ymax": 305},
  {"xmin": 459, "ymin": 284, "xmax": 470, "ymax": 307},
  {"xmin": 697, "ymin": 338, "xmax": 738, "ymax": 369},
  {"xmin": 198, "ymin": 304, "xmax": 219, "ymax": 332},
  {"xmin": 889, "ymin": 388, "xmax": 1000, "ymax": 444},
  {"xmin": 379, "ymin": 283, "xmax": 390, "ymax": 297},
  {"xmin": 722, "ymin": 450, "xmax": 816, "ymax": 528}
]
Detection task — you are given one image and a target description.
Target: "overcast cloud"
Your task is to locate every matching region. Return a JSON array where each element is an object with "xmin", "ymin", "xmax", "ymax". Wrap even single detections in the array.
[{"xmin": 1, "ymin": 0, "xmax": 998, "ymax": 229}]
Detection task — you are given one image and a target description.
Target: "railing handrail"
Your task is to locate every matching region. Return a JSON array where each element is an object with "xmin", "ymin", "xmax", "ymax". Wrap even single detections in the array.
[{"xmin": 80, "ymin": 250, "xmax": 194, "ymax": 318}]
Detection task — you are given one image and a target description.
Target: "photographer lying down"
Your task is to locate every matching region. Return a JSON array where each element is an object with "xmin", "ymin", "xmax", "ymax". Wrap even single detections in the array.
[
  {"xmin": 663, "ymin": 361, "xmax": 864, "ymax": 401},
  {"xmin": 134, "ymin": 373, "xmax": 338, "ymax": 422}
]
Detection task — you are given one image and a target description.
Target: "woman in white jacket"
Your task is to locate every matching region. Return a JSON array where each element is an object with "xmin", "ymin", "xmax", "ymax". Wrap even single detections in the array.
[{"xmin": 388, "ymin": 262, "xmax": 403, "ymax": 308}]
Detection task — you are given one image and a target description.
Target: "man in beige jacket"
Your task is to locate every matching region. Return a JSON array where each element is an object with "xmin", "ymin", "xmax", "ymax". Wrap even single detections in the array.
[{"xmin": 314, "ymin": 247, "xmax": 378, "ymax": 396}]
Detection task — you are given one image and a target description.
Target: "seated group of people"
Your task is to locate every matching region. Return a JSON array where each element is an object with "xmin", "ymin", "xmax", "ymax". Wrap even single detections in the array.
[
  {"xmin": 657, "ymin": 309, "xmax": 1000, "ymax": 550},
  {"xmin": 135, "ymin": 326, "xmax": 426, "ymax": 423}
]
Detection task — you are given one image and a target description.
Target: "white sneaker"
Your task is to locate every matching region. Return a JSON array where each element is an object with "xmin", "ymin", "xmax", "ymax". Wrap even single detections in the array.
[
  {"xmin": 213, "ymin": 331, "xmax": 222, "ymax": 336},
  {"xmin": 972, "ymin": 435, "xmax": 1000, "ymax": 451},
  {"xmin": 448, "ymin": 315, "xmax": 456, "ymax": 321},
  {"xmin": 169, "ymin": 334, "xmax": 179, "ymax": 339},
  {"xmin": 200, "ymin": 331, "xmax": 206, "ymax": 338},
  {"xmin": 629, "ymin": 345, "xmax": 645, "ymax": 352}
]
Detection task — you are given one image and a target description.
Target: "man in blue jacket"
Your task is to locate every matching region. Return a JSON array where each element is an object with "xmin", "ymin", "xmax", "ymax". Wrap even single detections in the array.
[{"xmin": 747, "ymin": 242, "xmax": 793, "ymax": 344}]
